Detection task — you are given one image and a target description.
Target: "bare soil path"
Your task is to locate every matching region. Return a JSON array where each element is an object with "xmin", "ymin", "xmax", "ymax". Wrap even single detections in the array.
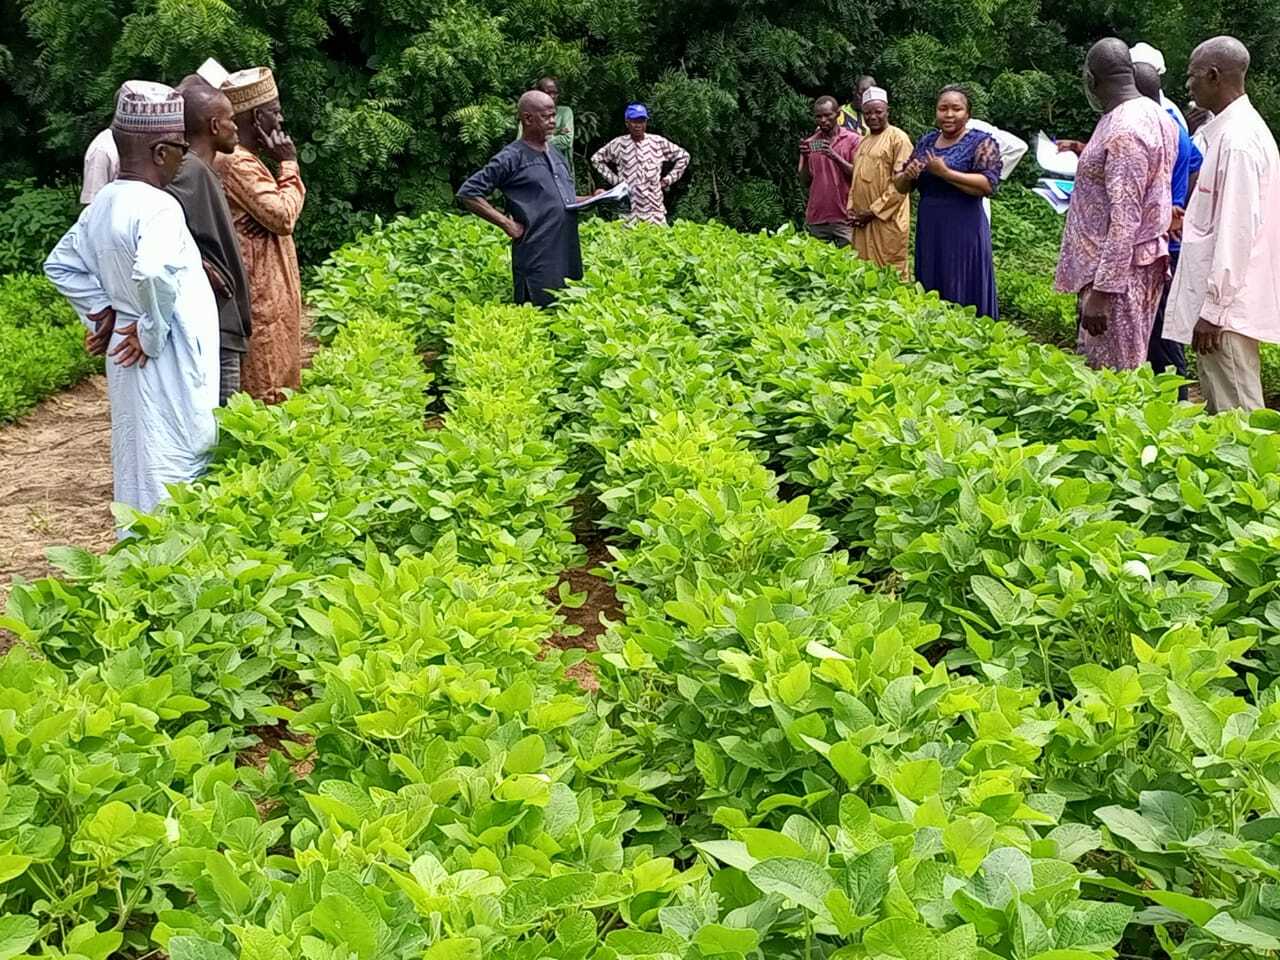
[{"xmin": 0, "ymin": 374, "xmax": 115, "ymax": 620}]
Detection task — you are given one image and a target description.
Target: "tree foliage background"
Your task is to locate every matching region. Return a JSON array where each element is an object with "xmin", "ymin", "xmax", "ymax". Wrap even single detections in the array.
[{"xmin": 1, "ymin": 0, "xmax": 1276, "ymax": 262}]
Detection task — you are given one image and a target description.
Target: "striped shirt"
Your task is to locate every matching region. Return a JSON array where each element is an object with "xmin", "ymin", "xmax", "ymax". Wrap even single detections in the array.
[{"xmin": 591, "ymin": 134, "xmax": 690, "ymax": 225}]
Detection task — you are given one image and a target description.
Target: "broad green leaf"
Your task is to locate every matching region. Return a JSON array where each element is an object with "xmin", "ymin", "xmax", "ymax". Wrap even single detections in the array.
[
  {"xmin": 694, "ymin": 840, "xmax": 758, "ymax": 872},
  {"xmin": 747, "ymin": 858, "xmax": 836, "ymax": 918},
  {"xmin": 503, "ymin": 734, "xmax": 547, "ymax": 775},
  {"xmin": 740, "ymin": 828, "xmax": 810, "ymax": 862},
  {"xmin": 0, "ymin": 916, "xmax": 38, "ymax": 960},
  {"xmin": 205, "ymin": 850, "xmax": 252, "ymax": 915},
  {"xmin": 311, "ymin": 894, "xmax": 377, "ymax": 959},
  {"xmin": 1014, "ymin": 901, "xmax": 1054, "ymax": 958},
  {"xmin": 893, "ymin": 758, "xmax": 942, "ymax": 803},
  {"xmin": 167, "ymin": 936, "xmax": 237, "ymax": 960},
  {"xmin": 970, "ymin": 575, "xmax": 1019, "ymax": 624},
  {"xmin": 1166, "ymin": 682, "xmax": 1222, "ymax": 754},
  {"xmin": 605, "ymin": 929, "xmax": 682, "ymax": 957},
  {"xmin": 776, "ymin": 662, "xmax": 811, "ymax": 705},
  {"xmin": 829, "ymin": 742, "xmax": 870, "ymax": 787},
  {"xmin": 1139, "ymin": 790, "xmax": 1196, "ymax": 843},
  {"xmin": 944, "ymin": 815, "xmax": 996, "ymax": 876},
  {"xmin": 863, "ymin": 917, "xmax": 940, "ymax": 960},
  {"xmin": 693, "ymin": 924, "xmax": 760, "ymax": 955},
  {"xmin": 1094, "ymin": 806, "xmax": 1165, "ymax": 853},
  {"xmin": 0, "ymin": 856, "xmax": 31, "ymax": 885},
  {"xmin": 848, "ymin": 844, "xmax": 894, "ymax": 915},
  {"xmin": 1204, "ymin": 913, "xmax": 1280, "ymax": 951},
  {"xmin": 64, "ymin": 923, "xmax": 123, "ymax": 960},
  {"xmin": 1054, "ymin": 902, "xmax": 1133, "ymax": 950},
  {"xmin": 1045, "ymin": 823, "xmax": 1101, "ymax": 863},
  {"xmin": 424, "ymin": 939, "xmax": 482, "ymax": 960}
]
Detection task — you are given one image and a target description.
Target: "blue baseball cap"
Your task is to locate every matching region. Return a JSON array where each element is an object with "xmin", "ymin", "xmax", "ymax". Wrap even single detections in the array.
[{"xmin": 624, "ymin": 103, "xmax": 649, "ymax": 121}]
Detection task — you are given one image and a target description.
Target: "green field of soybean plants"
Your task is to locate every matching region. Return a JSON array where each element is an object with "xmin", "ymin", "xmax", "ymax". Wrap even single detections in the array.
[{"xmin": 4, "ymin": 216, "xmax": 1280, "ymax": 960}]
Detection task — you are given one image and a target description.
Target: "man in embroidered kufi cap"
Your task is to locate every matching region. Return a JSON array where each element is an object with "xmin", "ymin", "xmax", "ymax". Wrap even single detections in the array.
[
  {"xmin": 215, "ymin": 67, "xmax": 306, "ymax": 404},
  {"xmin": 847, "ymin": 86, "xmax": 914, "ymax": 279},
  {"xmin": 44, "ymin": 80, "xmax": 220, "ymax": 534}
]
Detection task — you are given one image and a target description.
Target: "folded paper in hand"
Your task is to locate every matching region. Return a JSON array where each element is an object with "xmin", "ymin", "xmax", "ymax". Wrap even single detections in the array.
[
  {"xmin": 567, "ymin": 181, "xmax": 630, "ymax": 211},
  {"xmin": 1036, "ymin": 131, "xmax": 1078, "ymax": 178},
  {"xmin": 1031, "ymin": 178, "xmax": 1075, "ymax": 214}
]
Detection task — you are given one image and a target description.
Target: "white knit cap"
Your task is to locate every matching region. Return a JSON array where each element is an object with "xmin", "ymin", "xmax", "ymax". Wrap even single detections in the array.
[
  {"xmin": 112, "ymin": 80, "xmax": 185, "ymax": 135},
  {"xmin": 1130, "ymin": 42, "xmax": 1167, "ymax": 75},
  {"xmin": 862, "ymin": 86, "xmax": 888, "ymax": 106}
]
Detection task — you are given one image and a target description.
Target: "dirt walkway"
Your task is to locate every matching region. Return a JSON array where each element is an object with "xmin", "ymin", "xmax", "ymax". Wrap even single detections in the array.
[{"xmin": 0, "ymin": 375, "xmax": 115, "ymax": 617}]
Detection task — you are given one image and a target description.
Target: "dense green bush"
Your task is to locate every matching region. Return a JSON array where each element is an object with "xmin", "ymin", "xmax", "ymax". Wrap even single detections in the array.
[
  {"xmin": 1, "ymin": 0, "xmax": 1275, "ymax": 252},
  {"xmin": 0, "ymin": 179, "xmax": 79, "ymax": 275},
  {"xmin": 0, "ymin": 272, "xmax": 101, "ymax": 423}
]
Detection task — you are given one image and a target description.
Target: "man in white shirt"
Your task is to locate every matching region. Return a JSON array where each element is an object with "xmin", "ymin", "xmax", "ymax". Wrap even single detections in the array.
[
  {"xmin": 46, "ymin": 81, "xmax": 220, "ymax": 531},
  {"xmin": 1130, "ymin": 42, "xmax": 1189, "ymax": 132},
  {"xmin": 967, "ymin": 118, "xmax": 1027, "ymax": 222},
  {"xmin": 80, "ymin": 125, "xmax": 120, "ymax": 205},
  {"xmin": 1167, "ymin": 36, "xmax": 1280, "ymax": 414}
]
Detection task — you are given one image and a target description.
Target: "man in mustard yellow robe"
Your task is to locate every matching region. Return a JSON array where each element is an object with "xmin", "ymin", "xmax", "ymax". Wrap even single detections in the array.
[{"xmin": 847, "ymin": 87, "xmax": 913, "ymax": 279}]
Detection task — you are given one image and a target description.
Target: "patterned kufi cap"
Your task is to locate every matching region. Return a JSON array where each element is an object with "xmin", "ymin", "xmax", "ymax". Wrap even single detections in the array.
[
  {"xmin": 112, "ymin": 80, "xmax": 185, "ymax": 135},
  {"xmin": 862, "ymin": 86, "xmax": 888, "ymax": 106},
  {"xmin": 222, "ymin": 67, "xmax": 278, "ymax": 112}
]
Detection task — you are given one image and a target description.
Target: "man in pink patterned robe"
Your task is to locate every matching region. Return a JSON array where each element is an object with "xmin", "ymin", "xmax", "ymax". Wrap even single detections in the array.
[{"xmin": 1055, "ymin": 38, "xmax": 1177, "ymax": 371}]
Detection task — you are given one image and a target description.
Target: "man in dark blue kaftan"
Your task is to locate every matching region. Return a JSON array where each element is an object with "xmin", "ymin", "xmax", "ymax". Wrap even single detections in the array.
[{"xmin": 457, "ymin": 89, "xmax": 582, "ymax": 307}]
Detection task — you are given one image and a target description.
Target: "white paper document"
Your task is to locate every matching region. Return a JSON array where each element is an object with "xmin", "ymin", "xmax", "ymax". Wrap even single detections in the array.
[
  {"xmin": 1035, "ymin": 131, "xmax": 1078, "ymax": 178},
  {"xmin": 567, "ymin": 181, "xmax": 630, "ymax": 211},
  {"xmin": 1032, "ymin": 185, "xmax": 1071, "ymax": 214}
]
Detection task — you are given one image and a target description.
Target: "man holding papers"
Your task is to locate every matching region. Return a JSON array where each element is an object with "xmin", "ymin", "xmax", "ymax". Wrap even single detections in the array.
[{"xmin": 458, "ymin": 89, "xmax": 588, "ymax": 306}]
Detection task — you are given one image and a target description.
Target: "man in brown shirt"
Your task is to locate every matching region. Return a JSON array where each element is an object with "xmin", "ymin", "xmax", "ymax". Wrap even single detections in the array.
[{"xmin": 215, "ymin": 67, "xmax": 306, "ymax": 404}]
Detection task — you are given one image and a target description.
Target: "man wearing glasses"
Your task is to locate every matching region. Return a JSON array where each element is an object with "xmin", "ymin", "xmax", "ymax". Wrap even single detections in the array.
[
  {"xmin": 215, "ymin": 67, "xmax": 307, "ymax": 404},
  {"xmin": 44, "ymin": 80, "xmax": 221, "ymax": 533}
]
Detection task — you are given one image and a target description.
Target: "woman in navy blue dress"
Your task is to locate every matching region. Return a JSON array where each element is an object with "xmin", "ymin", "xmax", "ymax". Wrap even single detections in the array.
[{"xmin": 894, "ymin": 86, "xmax": 1003, "ymax": 319}]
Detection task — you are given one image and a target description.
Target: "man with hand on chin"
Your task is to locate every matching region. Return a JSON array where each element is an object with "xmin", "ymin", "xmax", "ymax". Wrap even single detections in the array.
[
  {"xmin": 215, "ymin": 67, "xmax": 306, "ymax": 405},
  {"xmin": 458, "ymin": 89, "xmax": 588, "ymax": 306}
]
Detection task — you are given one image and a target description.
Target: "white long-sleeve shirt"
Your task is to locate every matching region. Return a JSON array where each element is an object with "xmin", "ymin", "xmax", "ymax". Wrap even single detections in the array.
[
  {"xmin": 80, "ymin": 128, "xmax": 119, "ymax": 205},
  {"xmin": 1167, "ymin": 96, "xmax": 1280, "ymax": 345},
  {"xmin": 967, "ymin": 119, "xmax": 1028, "ymax": 222},
  {"xmin": 45, "ymin": 181, "xmax": 220, "ymax": 529}
]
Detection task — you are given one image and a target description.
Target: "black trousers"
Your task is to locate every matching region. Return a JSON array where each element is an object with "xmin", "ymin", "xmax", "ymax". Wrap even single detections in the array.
[{"xmin": 1147, "ymin": 251, "xmax": 1188, "ymax": 401}]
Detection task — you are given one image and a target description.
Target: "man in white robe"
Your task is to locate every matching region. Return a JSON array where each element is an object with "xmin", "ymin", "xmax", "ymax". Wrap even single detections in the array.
[{"xmin": 45, "ymin": 80, "xmax": 220, "ymax": 535}]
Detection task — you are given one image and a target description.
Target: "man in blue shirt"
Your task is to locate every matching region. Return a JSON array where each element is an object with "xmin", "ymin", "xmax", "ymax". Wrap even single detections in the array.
[{"xmin": 1136, "ymin": 62, "xmax": 1202, "ymax": 398}]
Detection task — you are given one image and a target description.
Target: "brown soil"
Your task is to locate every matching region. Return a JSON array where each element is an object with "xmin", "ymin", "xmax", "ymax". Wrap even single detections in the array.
[
  {"xmin": 0, "ymin": 318, "xmax": 320, "ymax": 656},
  {"xmin": 546, "ymin": 540, "xmax": 623, "ymax": 693},
  {"xmin": 0, "ymin": 375, "xmax": 115, "ymax": 634},
  {"xmin": 549, "ymin": 541, "xmax": 622, "ymax": 651}
]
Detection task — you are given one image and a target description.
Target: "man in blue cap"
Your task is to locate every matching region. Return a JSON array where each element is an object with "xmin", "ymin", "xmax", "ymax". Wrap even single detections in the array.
[{"xmin": 591, "ymin": 102, "xmax": 690, "ymax": 225}]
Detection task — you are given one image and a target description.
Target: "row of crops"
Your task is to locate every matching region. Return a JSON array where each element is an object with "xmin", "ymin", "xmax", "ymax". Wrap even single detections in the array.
[
  {"xmin": 4, "ymin": 215, "xmax": 1280, "ymax": 960},
  {"xmin": 0, "ymin": 274, "xmax": 101, "ymax": 423}
]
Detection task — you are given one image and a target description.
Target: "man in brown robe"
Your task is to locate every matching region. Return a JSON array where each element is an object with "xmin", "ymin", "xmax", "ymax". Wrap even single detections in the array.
[
  {"xmin": 847, "ymin": 87, "xmax": 914, "ymax": 279},
  {"xmin": 215, "ymin": 67, "xmax": 306, "ymax": 404}
]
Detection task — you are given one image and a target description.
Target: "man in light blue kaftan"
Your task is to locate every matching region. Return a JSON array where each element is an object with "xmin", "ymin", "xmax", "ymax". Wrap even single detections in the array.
[{"xmin": 44, "ymin": 81, "xmax": 220, "ymax": 535}]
